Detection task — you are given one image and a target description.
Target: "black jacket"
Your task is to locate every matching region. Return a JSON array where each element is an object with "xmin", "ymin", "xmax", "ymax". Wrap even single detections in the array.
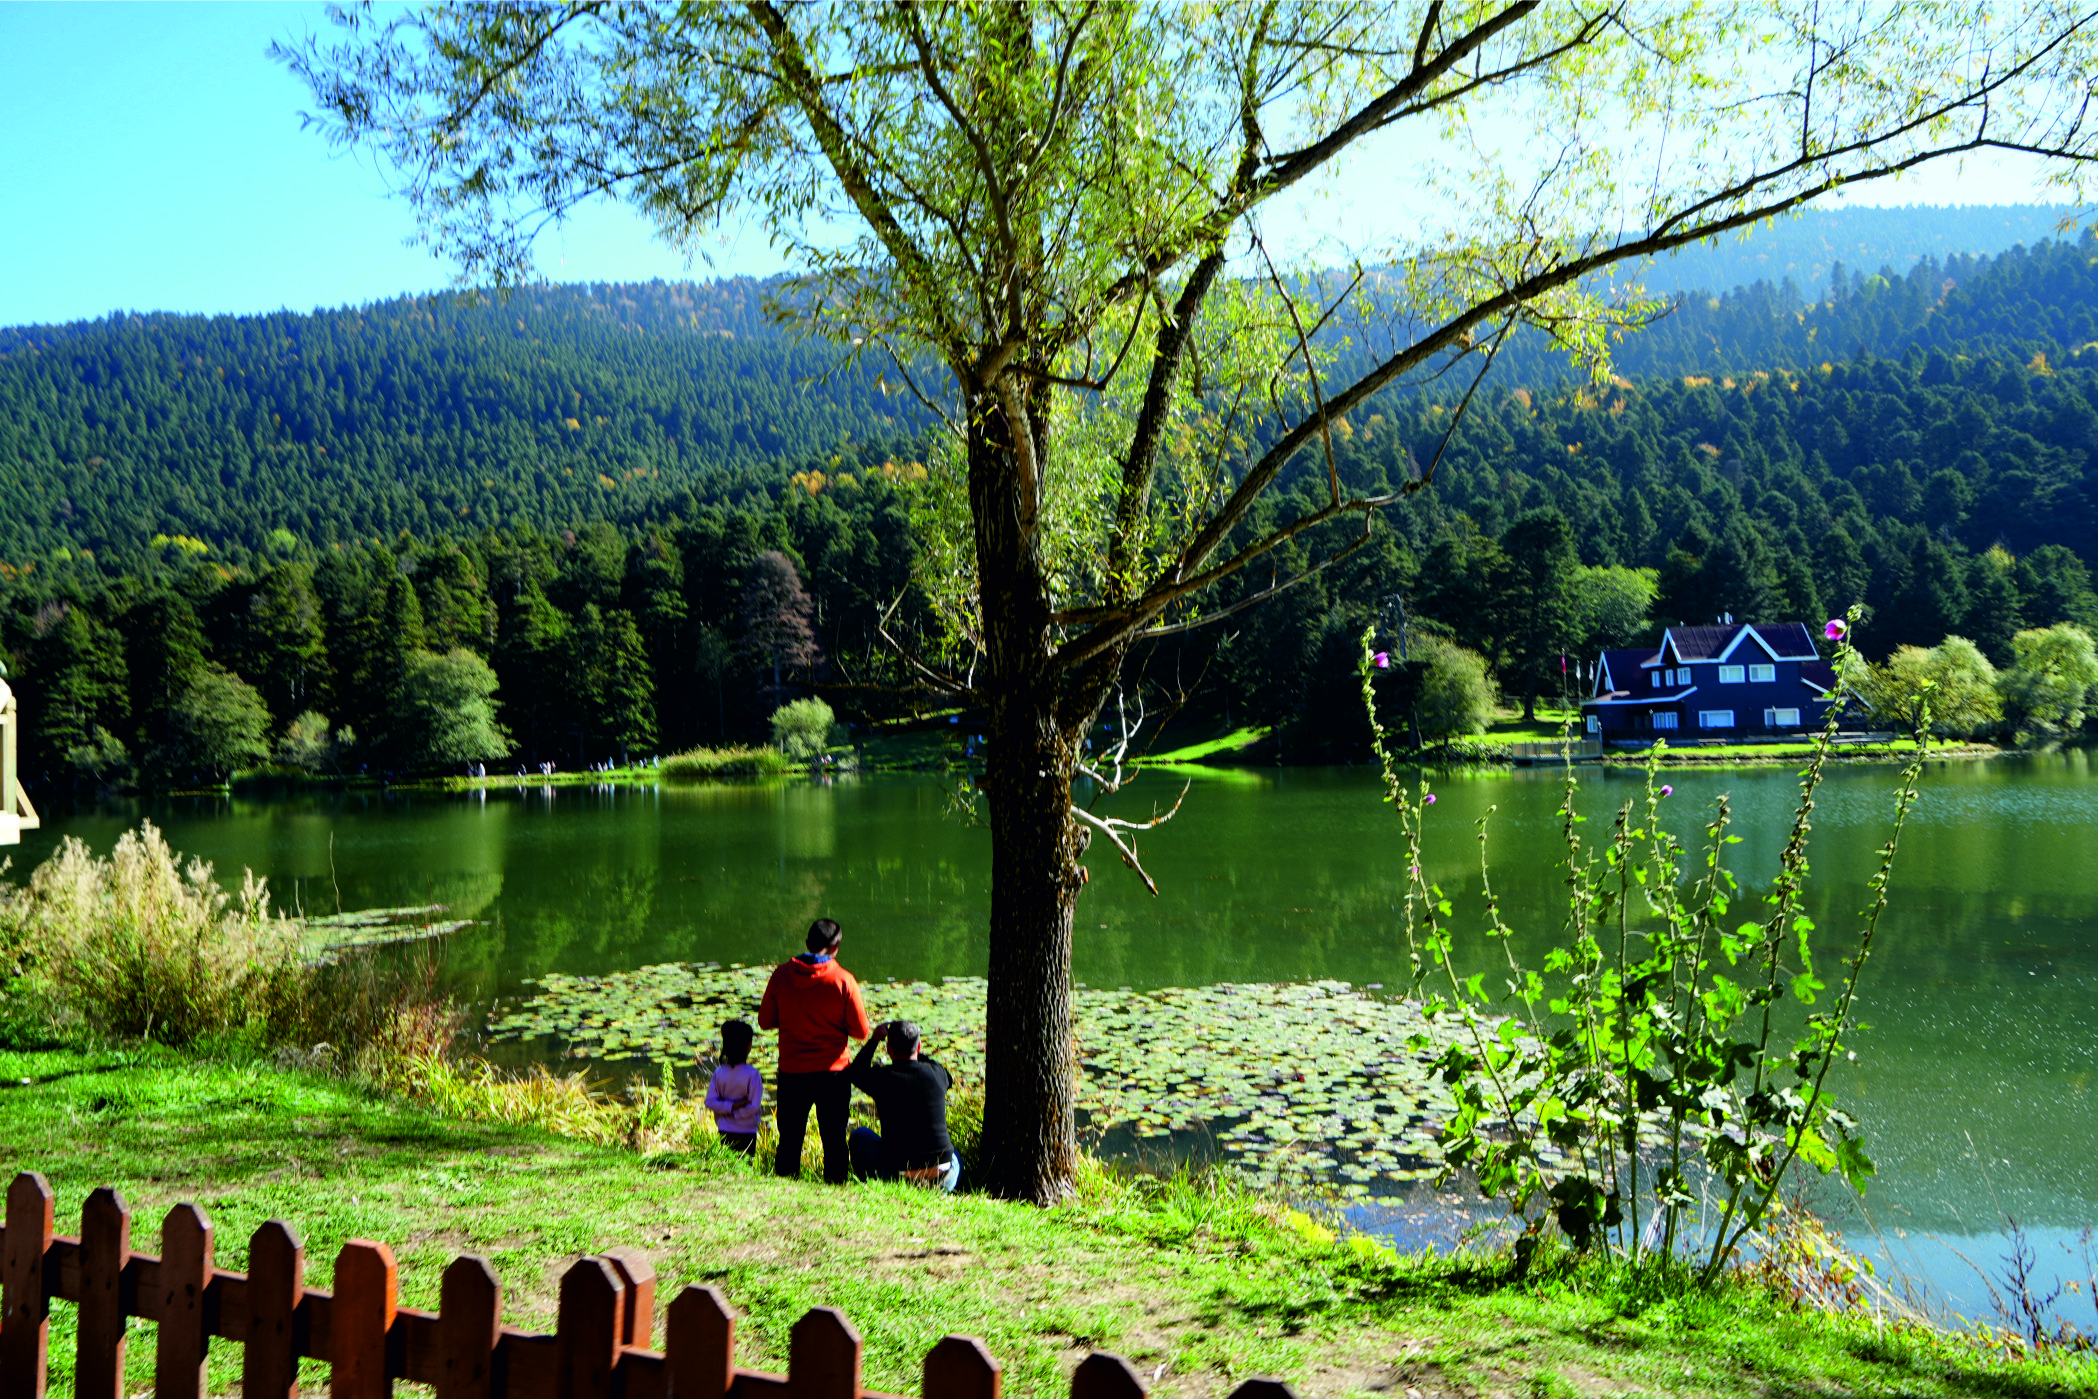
[{"xmin": 847, "ymin": 1038, "xmax": 954, "ymax": 1172}]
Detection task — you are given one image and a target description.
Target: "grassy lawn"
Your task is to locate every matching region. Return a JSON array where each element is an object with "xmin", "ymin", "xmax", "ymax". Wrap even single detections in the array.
[
  {"xmin": 5, "ymin": 1046, "xmax": 2091, "ymax": 1399},
  {"xmin": 1478, "ymin": 706, "xmax": 1588, "ymax": 743},
  {"xmin": 1146, "ymin": 727, "xmax": 1272, "ymax": 765}
]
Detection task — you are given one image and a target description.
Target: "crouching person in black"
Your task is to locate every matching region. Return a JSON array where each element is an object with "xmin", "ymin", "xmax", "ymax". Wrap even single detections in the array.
[{"xmin": 847, "ymin": 1019, "xmax": 959, "ymax": 1191}]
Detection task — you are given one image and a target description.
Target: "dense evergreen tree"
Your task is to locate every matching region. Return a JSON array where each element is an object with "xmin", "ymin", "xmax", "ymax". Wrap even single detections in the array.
[{"xmin": 1494, "ymin": 510, "xmax": 1582, "ymax": 719}]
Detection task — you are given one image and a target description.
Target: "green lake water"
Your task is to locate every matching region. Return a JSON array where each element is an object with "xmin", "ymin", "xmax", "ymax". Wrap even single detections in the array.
[{"xmin": 12, "ymin": 752, "xmax": 2097, "ymax": 1324}]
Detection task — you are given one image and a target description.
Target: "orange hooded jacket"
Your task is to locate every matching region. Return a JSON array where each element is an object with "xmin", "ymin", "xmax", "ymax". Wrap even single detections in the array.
[{"xmin": 758, "ymin": 954, "xmax": 872, "ymax": 1073}]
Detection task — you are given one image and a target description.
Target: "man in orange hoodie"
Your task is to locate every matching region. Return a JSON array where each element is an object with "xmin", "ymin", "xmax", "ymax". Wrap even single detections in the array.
[{"xmin": 757, "ymin": 918, "xmax": 872, "ymax": 1182}]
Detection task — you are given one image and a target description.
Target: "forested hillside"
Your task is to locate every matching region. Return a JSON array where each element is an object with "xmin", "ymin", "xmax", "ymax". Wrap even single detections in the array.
[
  {"xmin": 5, "ymin": 215, "xmax": 2098, "ymax": 786},
  {"xmin": 0, "ymin": 278, "xmax": 928, "ymax": 558}
]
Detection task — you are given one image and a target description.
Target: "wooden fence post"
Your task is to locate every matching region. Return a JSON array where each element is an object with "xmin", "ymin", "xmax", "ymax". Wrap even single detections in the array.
[
  {"xmin": 1069, "ymin": 1354, "xmax": 1145, "ymax": 1399},
  {"xmin": 154, "ymin": 1203, "xmax": 214, "ymax": 1399},
  {"xmin": 246, "ymin": 1219, "xmax": 308, "ymax": 1399},
  {"xmin": 923, "ymin": 1335, "xmax": 1000, "ymax": 1399},
  {"xmin": 434, "ymin": 1255, "xmax": 502, "ymax": 1399},
  {"xmin": 662, "ymin": 1285, "xmax": 734, "ymax": 1399},
  {"xmin": 1224, "ymin": 1382, "xmax": 1296, "ymax": 1399},
  {"xmin": 76, "ymin": 1187, "xmax": 132, "ymax": 1399},
  {"xmin": 555, "ymin": 1257, "xmax": 626, "ymax": 1399},
  {"xmin": 331, "ymin": 1240, "xmax": 398, "ymax": 1399},
  {"xmin": 601, "ymin": 1247, "xmax": 656, "ymax": 1350},
  {"xmin": 788, "ymin": 1308, "xmax": 861, "ymax": 1399},
  {"xmin": 2, "ymin": 1171, "xmax": 56, "ymax": 1399}
]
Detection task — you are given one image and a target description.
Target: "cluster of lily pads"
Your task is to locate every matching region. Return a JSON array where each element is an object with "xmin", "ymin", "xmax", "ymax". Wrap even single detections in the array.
[
  {"xmin": 297, "ymin": 904, "xmax": 475, "ymax": 962},
  {"xmin": 486, "ymin": 963, "xmax": 1564, "ymax": 1195}
]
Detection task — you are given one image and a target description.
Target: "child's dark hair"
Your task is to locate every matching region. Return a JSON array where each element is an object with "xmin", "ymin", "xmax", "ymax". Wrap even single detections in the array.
[{"xmin": 720, "ymin": 1019, "xmax": 754, "ymax": 1067}]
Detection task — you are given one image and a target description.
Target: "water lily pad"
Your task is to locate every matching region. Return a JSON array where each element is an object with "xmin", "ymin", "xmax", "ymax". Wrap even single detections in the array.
[{"xmin": 486, "ymin": 963, "xmax": 1530, "ymax": 1192}]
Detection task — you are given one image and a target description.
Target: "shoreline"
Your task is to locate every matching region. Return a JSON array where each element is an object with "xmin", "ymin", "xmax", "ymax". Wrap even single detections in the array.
[{"xmin": 124, "ymin": 740, "xmax": 2046, "ymax": 800}]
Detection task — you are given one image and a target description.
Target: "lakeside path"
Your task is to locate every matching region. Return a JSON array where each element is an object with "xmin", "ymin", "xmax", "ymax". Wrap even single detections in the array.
[{"xmin": 5, "ymin": 1046, "xmax": 2093, "ymax": 1399}]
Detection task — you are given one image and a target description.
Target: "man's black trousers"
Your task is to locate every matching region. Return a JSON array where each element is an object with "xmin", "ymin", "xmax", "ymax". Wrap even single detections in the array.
[{"xmin": 773, "ymin": 1069, "xmax": 852, "ymax": 1184}]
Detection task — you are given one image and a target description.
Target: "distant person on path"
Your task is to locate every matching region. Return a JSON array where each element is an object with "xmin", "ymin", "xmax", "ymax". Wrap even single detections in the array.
[
  {"xmin": 847, "ymin": 1019, "xmax": 959, "ymax": 1192},
  {"xmin": 758, "ymin": 918, "xmax": 871, "ymax": 1183},
  {"xmin": 703, "ymin": 1019, "xmax": 763, "ymax": 1158}
]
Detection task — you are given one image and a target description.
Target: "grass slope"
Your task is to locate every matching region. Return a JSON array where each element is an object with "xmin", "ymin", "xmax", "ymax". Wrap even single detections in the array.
[{"xmin": 7, "ymin": 1048, "xmax": 2092, "ymax": 1398}]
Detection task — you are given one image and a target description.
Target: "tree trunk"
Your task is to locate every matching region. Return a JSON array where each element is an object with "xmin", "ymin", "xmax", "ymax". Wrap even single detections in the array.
[
  {"xmin": 978, "ymin": 689, "xmax": 1085, "ymax": 1203},
  {"xmin": 966, "ymin": 380, "xmax": 1101, "ymax": 1203}
]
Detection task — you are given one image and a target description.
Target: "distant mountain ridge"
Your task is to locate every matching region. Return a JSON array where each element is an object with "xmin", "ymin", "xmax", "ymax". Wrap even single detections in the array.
[
  {"xmin": 1619, "ymin": 202, "xmax": 2078, "ymax": 297},
  {"xmin": 2, "ymin": 204, "xmax": 2095, "ymax": 563}
]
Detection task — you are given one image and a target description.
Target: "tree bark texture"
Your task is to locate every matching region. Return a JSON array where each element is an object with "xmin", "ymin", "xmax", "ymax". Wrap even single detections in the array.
[{"xmin": 966, "ymin": 383, "xmax": 1102, "ymax": 1204}]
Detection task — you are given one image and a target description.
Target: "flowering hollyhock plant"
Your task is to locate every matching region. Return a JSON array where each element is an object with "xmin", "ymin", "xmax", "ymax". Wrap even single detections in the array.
[
  {"xmin": 1824, "ymin": 619, "xmax": 1848, "ymax": 641},
  {"xmin": 1660, "ymin": 785, "xmax": 1674, "ymax": 797},
  {"xmin": 1373, "ymin": 652, "xmax": 1390, "ymax": 669}
]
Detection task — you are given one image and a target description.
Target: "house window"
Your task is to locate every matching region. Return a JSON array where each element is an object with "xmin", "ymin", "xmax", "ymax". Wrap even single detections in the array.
[
  {"xmin": 1699, "ymin": 710, "xmax": 1735, "ymax": 729},
  {"xmin": 1718, "ymin": 665, "xmax": 1745, "ymax": 684},
  {"xmin": 1651, "ymin": 671, "xmax": 1664, "ymax": 689},
  {"xmin": 1764, "ymin": 707, "xmax": 1801, "ymax": 728},
  {"xmin": 1749, "ymin": 663, "xmax": 1776, "ymax": 683},
  {"xmin": 1652, "ymin": 712, "xmax": 1679, "ymax": 730},
  {"xmin": 1585, "ymin": 714, "xmax": 1600, "ymax": 734}
]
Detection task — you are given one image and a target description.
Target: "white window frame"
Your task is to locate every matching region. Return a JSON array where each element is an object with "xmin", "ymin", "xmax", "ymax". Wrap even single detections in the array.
[
  {"xmin": 1585, "ymin": 714, "xmax": 1601, "ymax": 734},
  {"xmin": 1717, "ymin": 665, "xmax": 1746, "ymax": 684},
  {"xmin": 1651, "ymin": 671, "xmax": 1664, "ymax": 689},
  {"xmin": 1651, "ymin": 712, "xmax": 1679, "ymax": 730},
  {"xmin": 1749, "ymin": 663, "xmax": 1776, "ymax": 683},
  {"xmin": 1764, "ymin": 707, "xmax": 1801, "ymax": 728},
  {"xmin": 1699, "ymin": 710, "xmax": 1735, "ymax": 729}
]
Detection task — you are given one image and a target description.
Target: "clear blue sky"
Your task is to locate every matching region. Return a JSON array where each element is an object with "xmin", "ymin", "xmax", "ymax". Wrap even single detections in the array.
[
  {"xmin": 0, "ymin": 3, "xmax": 2062, "ymax": 331},
  {"xmin": 0, "ymin": 2, "xmax": 791, "ymax": 328}
]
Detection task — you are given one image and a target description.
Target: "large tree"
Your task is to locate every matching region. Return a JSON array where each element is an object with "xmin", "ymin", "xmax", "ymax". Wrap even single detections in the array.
[{"xmin": 284, "ymin": 1, "xmax": 2098, "ymax": 1202}]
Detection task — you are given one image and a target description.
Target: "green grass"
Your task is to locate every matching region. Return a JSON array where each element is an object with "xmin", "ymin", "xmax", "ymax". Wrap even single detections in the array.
[
  {"xmin": 1607, "ymin": 736, "xmax": 2000, "ymax": 765},
  {"xmin": 659, "ymin": 746, "xmax": 797, "ymax": 781},
  {"xmin": 1145, "ymin": 726, "xmax": 1272, "ymax": 765},
  {"xmin": 1479, "ymin": 705, "xmax": 1588, "ymax": 742},
  {"xmin": 4, "ymin": 1046, "xmax": 2092, "ymax": 1399}
]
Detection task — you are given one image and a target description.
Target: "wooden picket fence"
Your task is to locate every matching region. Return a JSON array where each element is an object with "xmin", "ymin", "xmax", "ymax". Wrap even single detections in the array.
[{"xmin": 0, "ymin": 1172, "xmax": 1294, "ymax": 1399}]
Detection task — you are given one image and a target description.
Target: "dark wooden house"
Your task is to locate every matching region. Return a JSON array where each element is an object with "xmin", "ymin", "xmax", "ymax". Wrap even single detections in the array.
[{"xmin": 1581, "ymin": 623, "xmax": 1838, "ymax": 740}]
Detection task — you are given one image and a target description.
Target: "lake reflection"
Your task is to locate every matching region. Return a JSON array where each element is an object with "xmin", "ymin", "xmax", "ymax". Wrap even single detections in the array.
[{"xmin": 13, "ymin": 750, "xmax": 2096, "ymax": 1323}]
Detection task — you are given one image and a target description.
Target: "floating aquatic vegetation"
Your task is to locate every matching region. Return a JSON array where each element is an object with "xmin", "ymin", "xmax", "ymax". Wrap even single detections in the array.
[
  {"xmin": 297, "ymin": 904, "xmax": 475, "ymax": 961},
  {"xmin": 486, "ymin": 963, "xmax": 1572, "ymax": 1195}
]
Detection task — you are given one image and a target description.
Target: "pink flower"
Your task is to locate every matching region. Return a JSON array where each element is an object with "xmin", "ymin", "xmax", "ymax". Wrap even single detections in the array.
[
  {"xmin": 1373, "ymin": 652, "xmax": 1390, "ymax": 669},
  {"xmin": 1824, "ymin": 619, "xmax": 1847, "ymax": 641},
  {"xmin": 1660, "ymin": 785, "xmax": 1674, "ymax": 797},
  {"xmin": 1424, "ymin": 793, "xmax": 1437, "ymax": 805}
]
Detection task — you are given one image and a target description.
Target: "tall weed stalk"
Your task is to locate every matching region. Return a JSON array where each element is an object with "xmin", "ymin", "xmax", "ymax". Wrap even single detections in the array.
[{"xmin": 1359, "ymin": 610, "xmax": 1928, "ymax": 1275}]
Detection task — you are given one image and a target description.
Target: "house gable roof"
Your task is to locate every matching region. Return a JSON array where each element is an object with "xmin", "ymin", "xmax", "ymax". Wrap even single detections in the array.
[
  {"xmin": 1659, "ymin": 625, "xmax": 1743, "ymax": 662},
  {"xmin": 1720, "ymin": 622, "xmax": 1820, "ymax": 662},
  {"xmin": 1649, "ymin": 622, "xmax": 1823, "ymax": 666}
]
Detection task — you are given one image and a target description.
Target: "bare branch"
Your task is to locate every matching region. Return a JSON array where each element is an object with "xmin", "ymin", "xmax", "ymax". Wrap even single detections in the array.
[{"xmin": 1068, "ymin": 780, "xmax": 1191, "ymax": 897}]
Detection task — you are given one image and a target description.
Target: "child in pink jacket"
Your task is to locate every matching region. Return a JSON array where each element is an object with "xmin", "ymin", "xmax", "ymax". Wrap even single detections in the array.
[{"xmin": 705, "ymin": 1020, "xmax": 764, "ymax": 1157}]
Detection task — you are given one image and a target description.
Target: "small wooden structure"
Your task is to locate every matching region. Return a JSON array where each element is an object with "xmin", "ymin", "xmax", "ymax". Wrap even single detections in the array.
[
  {"xmin": 0, "ymin": 1172, "xmax": 1291, "ymax": 1399},
  {"xmin": 0, "ymin": 678, "xmax": 39, "ymax": 847}
]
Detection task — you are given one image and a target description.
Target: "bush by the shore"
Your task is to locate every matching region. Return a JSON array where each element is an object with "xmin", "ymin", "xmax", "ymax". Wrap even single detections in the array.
[{"xmin": 659, "ymin": 744, "xmax": 796, "ymax": 780}]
